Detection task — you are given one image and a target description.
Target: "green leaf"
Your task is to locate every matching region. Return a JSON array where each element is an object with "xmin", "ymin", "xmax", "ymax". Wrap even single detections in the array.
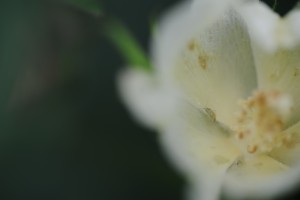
[
  {"xmin": 104, "ymin": 20, "xmax": 152, "ymax": 71},
  {"xmin": 62, "ymin": 0, "xmax": 102, "ymax": 16}
]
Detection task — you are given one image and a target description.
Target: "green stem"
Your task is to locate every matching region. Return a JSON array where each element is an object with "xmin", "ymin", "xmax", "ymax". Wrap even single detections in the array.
[
  {"xmin": 272, "ymin": 0, "xmax": 278, "ymax": 10},
  {"xmin": 103, "ymin": 19, "xmax": 152, "ymax": 71}
]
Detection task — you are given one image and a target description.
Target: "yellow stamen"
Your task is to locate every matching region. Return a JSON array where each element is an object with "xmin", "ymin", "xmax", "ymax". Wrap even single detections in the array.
[{"xmin": 235, "ymin": 90, "xmax": 293, "ymax": 154}]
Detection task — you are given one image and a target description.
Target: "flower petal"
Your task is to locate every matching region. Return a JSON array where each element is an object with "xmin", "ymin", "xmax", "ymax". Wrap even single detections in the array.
[
  {"xmin": 159, "ymin": 104, "xmax": 240, "ymax": 198},
  {"xmin": 237, "ymin": 1, "xmax": 280, "ymax": 52},
  {"xmin": 238, "ymin": 1, "xmax": 300, "ymax": 51},
  {"xmin": 153, "ymin": 0, "xmax": 242, "ymax": 80},
  {"xmin": 252, "ymin": 46, "xmax": 300, "ymax": 127},
  {"xmin": 162, "ymin": 9, "xmax": 257, "ymax": 127},
  {"xmin": 117, "ymin": 68, "xmax": 178, "ymax": 129},
  {"xmin": 281, "ymin": 8, "xmax": 300, "ymax": 48},
  {"xmin": 223, "ymin": 155, "xmax": 298, "ymax": 199},
  {"xmin": 269, "ymin": 120, "xmax": 300, "ymax": 166}
]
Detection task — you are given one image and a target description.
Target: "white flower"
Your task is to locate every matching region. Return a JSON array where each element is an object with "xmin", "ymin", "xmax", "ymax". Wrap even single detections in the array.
[{"xmin": 118, "ymin": 0, "xmax": 300, "ymax": 199}]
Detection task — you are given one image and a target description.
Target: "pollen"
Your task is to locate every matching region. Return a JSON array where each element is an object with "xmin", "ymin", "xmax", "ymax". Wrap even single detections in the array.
[
  {"xmin": 187, "ymin": 39, "xmax": 197, "ymax": 51},
  {"xmin": 247, "ymin": 144, "xmax": 258, "ymax": 154},
  {"xmin": 234, "ymin": 90, "xmax": 293, "ymax": 154},
  {"xmin": 204, "ymin": 107, "xmax": 216, "ymax": 122},
  {"xmin": 198, "ymin": 54, "xmax": 208, "ymax": 70}
]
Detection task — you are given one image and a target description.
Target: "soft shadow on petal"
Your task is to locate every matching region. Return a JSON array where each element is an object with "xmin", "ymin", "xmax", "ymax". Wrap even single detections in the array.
[
  {"xmin": 223, "ymin": 155, "xmax": 298, "ymax": 199},
  {"xmin": 237, "ymin": 1, "xmax": 280, "ymax": 52},
  {"xmin": 159, "ymin": 103, "xmax": 240, "ymax": 198},
  {"xmin": 117, "ymin": 68, "xmax": 178, "ymax": 129},
  {"xmin": 253, "ymin": 46, "xmax": 300, "ymax": 127},
  {"xmin": 239, "ymin": 1, "xmax": 300, "ymax": 50},
  {"xmin": 171, "ymin": 10, "xmax": 257, "ymax": 127},
  {"xmin": 278, "ymin": 9, "xmax": 300, "ymax": 48}
]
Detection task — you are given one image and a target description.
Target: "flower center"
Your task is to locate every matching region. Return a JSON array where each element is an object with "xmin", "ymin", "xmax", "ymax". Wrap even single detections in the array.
[{"xmin": 234, "ymin": 90, "xmax": 293, "ymax": 154}]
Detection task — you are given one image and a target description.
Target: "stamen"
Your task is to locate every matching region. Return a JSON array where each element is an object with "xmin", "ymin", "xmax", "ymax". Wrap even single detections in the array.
[
  {"xmin": 234, "ymin": 90, "xmax": 293, "ymax": 154},
  {"xmin": 247, "ymin": 144, "xmax": 258, "ymax": 154},
  {"xmin": 237, "ymin": 131, "xmax": 244, "ymax": 140}
]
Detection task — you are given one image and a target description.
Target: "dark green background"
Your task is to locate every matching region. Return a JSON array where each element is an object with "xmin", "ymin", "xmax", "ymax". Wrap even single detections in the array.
[{"xmin": 0, "ymin": 0, "xmax": 298, "ymax": 200}]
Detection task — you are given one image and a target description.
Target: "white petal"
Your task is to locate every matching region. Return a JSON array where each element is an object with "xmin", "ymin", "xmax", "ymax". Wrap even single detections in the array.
[
  {"xmin": 152, "ymin": 0, "xmax": 245, "ymax": 84},
  {"xmin": 164, "ymin": 9, "xmax": 257, "ymax": 127},
  {"xmin": 237, "ymin": 1, "xmax": 280, "ymax": 52},
  {"xmin": 253, "ymin": 46, "xmax": 300, "ymax": 127},
  {"xmin": 117, "ymin": 68, "xmax": 178, "ymax": 129},
  {"xmin": 191, "ymin": 0, "xmax": 243, "ymax": 23},
  {"xmin": 223, "ymin": 155, "xmax": 300, "ymax": 199},
  {"xmin": 159, "ymin": 104, "xmax": 240, "ymax": 199},
  {"xmin": 281, "ymin": 8, "xmax": 300, "ymax": 48},
  {"xmin": 238, "ymin": 1, "xmax": 300, "ymax": 51}
]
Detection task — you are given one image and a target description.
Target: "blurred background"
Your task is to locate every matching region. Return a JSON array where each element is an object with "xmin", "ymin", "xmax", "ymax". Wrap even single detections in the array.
[{"xmin": 0, "ymin": 0, "xmax": 299, "ymax": 200}]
